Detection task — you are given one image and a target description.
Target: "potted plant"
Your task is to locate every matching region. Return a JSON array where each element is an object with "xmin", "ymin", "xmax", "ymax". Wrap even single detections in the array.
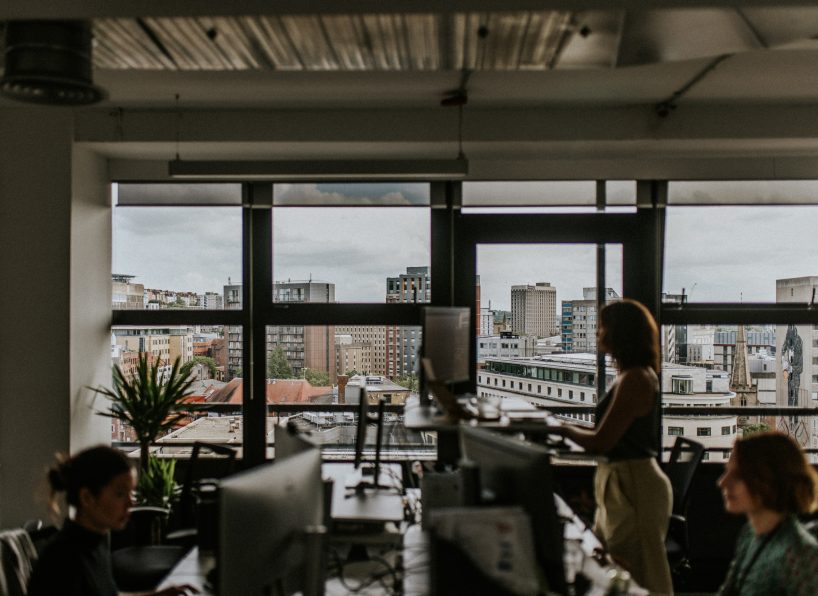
[{"xmin": 92, "ymin": 354, "xmax": 203, "ymax": 471}]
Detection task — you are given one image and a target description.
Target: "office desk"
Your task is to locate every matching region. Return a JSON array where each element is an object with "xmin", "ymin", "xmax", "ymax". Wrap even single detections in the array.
[{"xmin": 404, "ymin": 395, "xmax": 593, "ymax": 462}]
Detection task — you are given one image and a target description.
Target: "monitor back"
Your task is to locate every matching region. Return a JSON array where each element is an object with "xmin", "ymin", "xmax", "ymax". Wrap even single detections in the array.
[{"xmin": 219, "ymin": 448, "xmax": 323, "ymax": 596}]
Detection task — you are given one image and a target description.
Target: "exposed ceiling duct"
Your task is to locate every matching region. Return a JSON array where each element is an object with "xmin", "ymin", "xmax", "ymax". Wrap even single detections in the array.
[{"xmin": 0, "ymin": 20, "xmax": 106, "ymax": 105}]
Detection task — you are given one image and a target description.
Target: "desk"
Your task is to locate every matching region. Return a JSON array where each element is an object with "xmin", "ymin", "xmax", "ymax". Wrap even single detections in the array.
[
  {"xmin": 158, "ymin": 461, "xmax": 641, "ymax": 595},
  {"xmin": 323, "ymin": 463, "xmax": 404, "ymax": 525},
  {"xmin": 404, "ymin": 395, "xmax": 593, "ymax": 462}
]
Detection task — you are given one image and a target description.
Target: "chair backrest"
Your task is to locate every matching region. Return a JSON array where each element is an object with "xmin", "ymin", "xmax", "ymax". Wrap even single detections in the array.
[
  {"xmin": 665, "ymin": 437, "xmax": 705, "ymax": 516},
  {"xmin": 176, "ymin": 442, "xmax": 237, "ymax": 528}
]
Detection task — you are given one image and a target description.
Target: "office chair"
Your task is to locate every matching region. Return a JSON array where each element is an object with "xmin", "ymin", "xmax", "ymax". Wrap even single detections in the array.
[{"xmin": 663, "ymin": 437, "xmax": 705, "ymax": 578}]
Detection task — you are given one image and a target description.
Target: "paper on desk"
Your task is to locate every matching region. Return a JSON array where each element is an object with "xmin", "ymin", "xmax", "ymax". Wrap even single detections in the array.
[{"xmin": 428, "ymin": 506, "xmax": 540, "ymax": 596}]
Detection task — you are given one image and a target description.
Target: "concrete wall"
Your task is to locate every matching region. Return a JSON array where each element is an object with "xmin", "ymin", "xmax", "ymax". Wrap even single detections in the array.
[
  {"xmin": 0, "ymin": 108, "xmax": 74, "ymax": 526},
  {"xmin": 70, "ymin": 145, "xmax": 112, "ymax": 452}
]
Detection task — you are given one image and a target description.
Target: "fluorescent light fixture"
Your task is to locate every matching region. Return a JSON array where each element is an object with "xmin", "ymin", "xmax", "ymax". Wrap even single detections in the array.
[{"xmin": 168, "ymin": 158, "xmax": 468, "ymax": 180}]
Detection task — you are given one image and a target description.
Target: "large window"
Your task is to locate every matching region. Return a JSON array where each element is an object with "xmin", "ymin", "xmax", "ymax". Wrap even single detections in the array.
[{"xmin": 105, "ymin": 179, "xmax": 818, "ymax": 463}]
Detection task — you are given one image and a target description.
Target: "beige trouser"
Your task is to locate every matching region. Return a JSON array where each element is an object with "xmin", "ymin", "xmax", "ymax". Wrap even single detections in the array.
[{"xmin": 594, "ymin": 457, "xmax": 674, "ymax": 595}]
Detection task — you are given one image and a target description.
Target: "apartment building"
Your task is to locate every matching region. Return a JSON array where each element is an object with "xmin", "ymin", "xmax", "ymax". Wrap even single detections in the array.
[{"xmin": 561, "ymin": 288, "xmax": 620, "ymax": 353}]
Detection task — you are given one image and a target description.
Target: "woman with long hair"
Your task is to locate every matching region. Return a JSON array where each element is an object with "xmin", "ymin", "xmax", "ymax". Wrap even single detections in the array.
[
  {"xmin": 550, "ymin": 298, "xmax": 673, "ymax": 594},
  {"xmin": 717, "ymin": 431, "xmax": 818, "ymax": 595},
  {"xmin": 28, "ymin": 445, "xmax": 196, "ymax": 596}
]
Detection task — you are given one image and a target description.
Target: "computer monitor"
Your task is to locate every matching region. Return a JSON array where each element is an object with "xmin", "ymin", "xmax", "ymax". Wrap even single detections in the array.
[
  {"xmin": 459, "ymin": 426, "xmax": 567, "ymax": 595},
  {"xmin": 422, "ymin": 306, "xmax": 471, "ymax": 384},
  {"xmin": 219, "ymin": 448, "xmax": 324, "ymax": 596}
]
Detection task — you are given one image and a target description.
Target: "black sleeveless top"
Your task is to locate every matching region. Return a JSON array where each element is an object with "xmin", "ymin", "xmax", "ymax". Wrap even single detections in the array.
[{"xmin": 594, "ymin": 368, "xmax": 660, "ymax": 461}]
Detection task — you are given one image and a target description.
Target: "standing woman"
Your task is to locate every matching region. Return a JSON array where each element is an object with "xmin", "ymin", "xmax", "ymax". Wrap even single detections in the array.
[
  {"xmin": 28, "ymin": 445, "xmax": 196, "ymax": 596},
  {"xmin": 549, "ymin": 299, "xmax": 673, "ymax": 594},
  {"xmin": 717, "ymin": 431, "xmax": 818, "ymax": 596}
]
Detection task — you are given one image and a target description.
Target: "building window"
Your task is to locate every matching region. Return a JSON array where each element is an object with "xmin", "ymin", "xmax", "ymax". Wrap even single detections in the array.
[
  {"xmin": 702, "ymin": 452, "xmax": 710, "ymax": 461},
  {"xmin": 697, "ymin": 427, "xmax": 712, "ymax": 437},
  {"xmin": 721, "ymin": 426, "xmax": 731, "ymax": 435},
  {"xmin": 580, "ymin": 392, "xmax": 585, "ymax": 402},
  {"xmin": 558, "ymin": 388, "xmax": 562, "ymax": 398},
  {"xmin": 668, "ymin": 426, "xmax": 684, "ymax": 436},
  {"xmin": 672, "ymin": 377, "xmax": 693, "ymax": 394},
  {"xmin": 569, "ymin": 390, "xmax": 573, "ymax": 399}
]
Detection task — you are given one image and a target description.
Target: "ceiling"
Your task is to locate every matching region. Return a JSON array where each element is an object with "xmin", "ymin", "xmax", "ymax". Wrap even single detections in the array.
[{"xmin": 3, "ymin": 5, "xmax": 818, "ymax": 109}]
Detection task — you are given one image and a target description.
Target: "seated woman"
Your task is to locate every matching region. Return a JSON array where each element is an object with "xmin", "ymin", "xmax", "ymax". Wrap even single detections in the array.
[
  {"xmin": 718, "ymin": 431, "xmax": 818, "ymax": 596},
  {"xmin": 28, "ymin": 445, "xmax": 197, "ymax": 596},
  {"xmin": 548, "ymin": 299, "xmax": 673, "ymax": 594}
]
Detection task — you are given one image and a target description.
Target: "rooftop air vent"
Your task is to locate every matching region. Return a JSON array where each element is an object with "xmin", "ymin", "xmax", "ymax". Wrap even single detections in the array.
[{"xmin": 0, "ymin": 20, "xmax": 105, "ymax": 105}]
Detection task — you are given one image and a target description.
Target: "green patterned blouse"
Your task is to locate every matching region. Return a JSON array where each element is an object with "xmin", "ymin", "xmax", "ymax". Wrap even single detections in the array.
[{"xmin": 718, "ymin": 515, "xmax": 818, "ymax": 596}]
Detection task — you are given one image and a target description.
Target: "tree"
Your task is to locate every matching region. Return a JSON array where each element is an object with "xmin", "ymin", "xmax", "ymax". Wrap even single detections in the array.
[
  {"xmin": 267, "ymin": 346, "xmax": 294, "ymax": 379},
  {"xmin": 344, "ymin": 369, "xmax": 359, "ymax": 377},
  {"xmin": 742, "ymin": 422, "xmax": 771, "ymax": 437},
  {"xmin": 304, "ymin": 368, "xmax": 330, "ymax": 387},
  {"xmin": 180, "ymin": 356, "xmax": 218, "ymax": 380},
  {"xmin": 393, "ymin": 373, "xmax": 419, "ymax": 392}
]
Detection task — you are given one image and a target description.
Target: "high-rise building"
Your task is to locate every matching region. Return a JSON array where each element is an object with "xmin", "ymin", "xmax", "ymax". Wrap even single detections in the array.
[
  {"xmin": 511, "ymin": 282, "xmax": 557, "ymax": 338},
  {"xmin": 224, "ymin": 279, "xmax": 243, "ymax": 379},
  {"xmin": 223, "ymin": 279, "xmax": 337, "ymax": 381},
  {"xmin": 561, "ymin": 287, "xmax": 619, "ymax": 353},
  {"xmin": 386, "ymin": 266, "xmax": 429, "ymax": 377},
  {"xmin": 776, "ymin": 276, "xmax": 818, "ymax": 448},
  {"xmin": 272, "ymin": 281, "xmax": 336, "ymax": 382}
]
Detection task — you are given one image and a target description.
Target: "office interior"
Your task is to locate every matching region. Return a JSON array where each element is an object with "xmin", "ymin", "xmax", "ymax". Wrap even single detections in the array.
[{"xmin": 2, "ymin": 1, "xmax": 818, "ymax": 593}]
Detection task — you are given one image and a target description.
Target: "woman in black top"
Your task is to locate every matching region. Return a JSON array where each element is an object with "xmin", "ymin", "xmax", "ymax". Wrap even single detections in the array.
[
  {"xmin": 549, "ymin": 299, "xmax": 673, "ymax": 594},
  {"xmin": 28, "ymin": 445, "xmax": 196, "ymax": 596}
]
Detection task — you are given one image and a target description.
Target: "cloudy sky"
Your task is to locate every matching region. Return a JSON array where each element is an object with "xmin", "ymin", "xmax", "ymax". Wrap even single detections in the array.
[{"xmin": 113, "ymin": 183, "xmax": 818, "ymax": 309}]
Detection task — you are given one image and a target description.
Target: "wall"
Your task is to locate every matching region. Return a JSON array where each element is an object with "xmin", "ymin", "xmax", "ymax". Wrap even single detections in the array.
[
  {"xmin": 0, "ymin": 108, "xmax": 74, "ymax": 526},
  {"xmin": 70, "ymin": 145, "xmax": 112, "ymax": 451}
]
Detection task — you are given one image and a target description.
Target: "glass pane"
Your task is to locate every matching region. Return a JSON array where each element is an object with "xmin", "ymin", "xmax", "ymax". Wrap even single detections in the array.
[
  {"xmin": 110, "ymin": 324, "xmax": 244, "ymax": 455},
  {"xmin": 273, "ymin": 182, "xmax": 429, "ymax": 206},
  {"xmin": 664, "ymin": 206, "xmax": 818, "ymax": 302},
  {"xmin": 669, "ymin": 180, "xmax": 818, "ymax": 205},
  {"xmin": 464, "ymin": 181, "xmax": 596, "ymax": 206},
  {"xmin": 462, "ymin": 181, "xmax": 636, "ymax": 207},
  {"xmin": 264, "ymin": 325, "xmax": 422, "ymax": 390},
  {"xmin": 476, "ymin": 244, "xmax": 622, "ymax": 425},
  {"xmin": 113, "ymin": 206, "xmax": 242, "ymax": 309},
  {"xmin": 272, "ymin": 207, "xmax": 430, "ymax": 302},
  {"xmin": 115, "ymin": 183, "xmax": 242, "ymax": 206},
  {"xmin": 266, "ymin": 325, "xmax": 434, "ymax": 461},
  {"xmin": 661, "ymin": 322, "xmax": 818, "ymax": 457}
]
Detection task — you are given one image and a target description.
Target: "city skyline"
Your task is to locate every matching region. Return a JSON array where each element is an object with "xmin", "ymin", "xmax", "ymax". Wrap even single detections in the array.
[{"xmin": 113, "ymin": 195, "xmax": 818, "ymax": 309}]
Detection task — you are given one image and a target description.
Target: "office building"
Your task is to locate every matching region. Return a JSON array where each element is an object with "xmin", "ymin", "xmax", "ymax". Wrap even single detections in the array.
[
  {"xmin": 561, "ymin": 288, "xmax": 620, "ymax": 353},
  {"xmin": 511, "ymin": 282, "xmax": 557, "ymax": 338},
  {"xmin": 224, "ymin": 280, "xmax": 243, "ymax": 379},
  {"xmin": 386, "ymin": 266, "xmax": 429, "ymax": 378},
  {"xmin": 222, "ymin": 279, "xmax": 337, "ymax": 380},
  {"xmin": 477, "ymin": 332, "xmax": 537, "ymax": 363},
  {"xmin": 112, "ymin": 274, "xmax": 144, "ymax": 310},
  {"xmin": 272, "ymin": 281, "xmax": 337, "ymax": 382},
  {"xmin": 478, "ymin": 354, "xmax": 738, "ymax": 460},
  {"xmin": 200, "ymin": 292, "xmax": 224, "ymax": 310}
]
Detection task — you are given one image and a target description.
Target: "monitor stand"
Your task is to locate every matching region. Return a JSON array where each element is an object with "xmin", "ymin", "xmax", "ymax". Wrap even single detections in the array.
[{"xmin": 346, "ymin": 399, "xmax": 394, "ymax": 496}]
